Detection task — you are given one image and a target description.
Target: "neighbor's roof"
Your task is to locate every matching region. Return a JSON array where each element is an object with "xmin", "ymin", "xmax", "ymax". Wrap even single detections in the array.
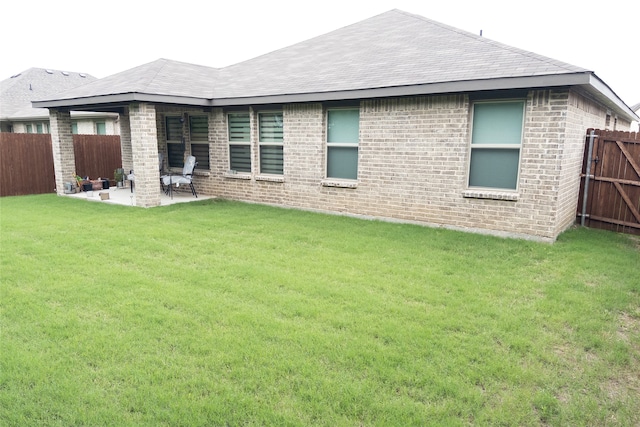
[
  {"xmin": 0, "ymin": 68, "xmax": 99, "ymax": 120},
  {"xmin": 32, "ymin": 9, "xmax": 637, "ymax": 121}
]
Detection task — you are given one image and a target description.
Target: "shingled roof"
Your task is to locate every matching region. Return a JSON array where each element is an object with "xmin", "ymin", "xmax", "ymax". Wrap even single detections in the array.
[
  {"xmin": 32, "ymin": 10, "xmax": 636, "ymax": 120},
  {"xmin": 0, "ymin": 68, "xmax": 96, "ymax": 119}
]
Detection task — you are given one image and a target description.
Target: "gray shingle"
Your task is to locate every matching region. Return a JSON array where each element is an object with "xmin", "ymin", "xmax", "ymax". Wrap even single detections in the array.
[
  {"xmin": 0, "ymin": 68, "xmax": 96, "ymax": 118},
  {"xmin": 32, "ymin": 9, "xmax": 590, "ymax": 105}
]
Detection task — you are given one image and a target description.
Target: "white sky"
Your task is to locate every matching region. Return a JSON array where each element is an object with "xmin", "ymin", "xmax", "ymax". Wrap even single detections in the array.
[{"xmin": 2, "ymin": 0, "xmax": 638, "ymax": 107}]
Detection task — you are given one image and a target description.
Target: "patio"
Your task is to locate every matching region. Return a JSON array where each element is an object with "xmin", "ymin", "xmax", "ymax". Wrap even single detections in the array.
[{"xmin": 65, "ymin": 185, "xmax": 212, "ymax": 207}]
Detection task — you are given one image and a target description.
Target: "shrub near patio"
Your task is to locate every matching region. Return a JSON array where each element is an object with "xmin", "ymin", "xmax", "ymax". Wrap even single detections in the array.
[{"xmin": 1, "ymin": 194, "xmax": 638, "ymax": 426}]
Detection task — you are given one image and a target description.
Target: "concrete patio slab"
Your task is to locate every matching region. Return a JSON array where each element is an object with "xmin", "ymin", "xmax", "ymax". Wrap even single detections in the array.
[{"xmin": 64, "ymin": 185, "xmax": 212, "ymax": 207}]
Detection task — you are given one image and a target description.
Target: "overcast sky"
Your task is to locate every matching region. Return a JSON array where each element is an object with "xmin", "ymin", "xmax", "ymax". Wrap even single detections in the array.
[{"xmin": 2, "ymin": 0, "xmax": 638, "ymax": 107}]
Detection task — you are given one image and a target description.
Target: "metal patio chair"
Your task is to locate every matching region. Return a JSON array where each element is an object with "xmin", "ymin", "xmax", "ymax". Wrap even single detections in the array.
[{"xmin": 161, "ymin": 155, "xmax": 198, "ymax": 198}]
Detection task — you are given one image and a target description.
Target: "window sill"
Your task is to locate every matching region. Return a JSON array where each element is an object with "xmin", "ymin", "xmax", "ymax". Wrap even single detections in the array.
[
  {"xmin": 321, "ymin": 179, "xmax": 358, "ymax": 189},
  {"xmin": 256, "ymin": 175, "xmax": 284, "ymax": 183},
  {"xmin": 224, "ymin": 172, "xmax": 252, "ymax": 180},
  {"xmin": 165, "ymin": 168, "xmax": 209, "ymax": 177},
  {"xmin": 463, "ymin": 189, "xmax": 518, "ymax": 201}
]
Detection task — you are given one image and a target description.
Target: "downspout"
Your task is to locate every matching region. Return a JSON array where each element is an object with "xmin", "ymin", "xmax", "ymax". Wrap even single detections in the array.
[{"xmin": 581, "ymin": 130, "xmax": 597, "ymax": 226}]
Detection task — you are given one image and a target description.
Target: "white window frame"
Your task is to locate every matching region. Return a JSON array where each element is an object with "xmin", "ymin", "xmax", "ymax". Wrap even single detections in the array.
[
  {"xmin": 189, "ymin": 115, "xmax": 210, "ymax": 170},
  {"xmin": 165, "ymin": 115, "xmax": 184, "ymax": 168},
  {"xmin": 468, "ymin": 100, "xmax": 525, "ymax": 191},
  {"xmin": 258, "ymin": 110, "xmax": 284, "ymax": 175},
  {"xmin": 325, "ymin": 107, "xmax": 360, "ymax": 181},
  {"xmin": 227, "ymin": 112, "xmax": 252, "ymax": 173}
]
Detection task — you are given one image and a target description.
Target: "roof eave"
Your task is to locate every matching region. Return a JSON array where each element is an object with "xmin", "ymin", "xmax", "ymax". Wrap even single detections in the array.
[
  {"xmin": 582, "ymin": 74, "xmax": 639, "ymax": 122},
  {"xmin": 32, "ymin": 92, "xmax": 210, "ymax": 111},
  {"xmin": 215, "ymin": 72, "xmax": 638, "ymax": 122},
  {"xmin": 212, "ymin": 73, "xmax": 597, "ymax": 106},
  {"xmin": 31, "ymin": 72, "xmax": 638, "ymax": 122}
]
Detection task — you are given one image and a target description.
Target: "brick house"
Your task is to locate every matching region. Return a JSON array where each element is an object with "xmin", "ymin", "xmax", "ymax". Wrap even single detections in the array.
[{"xmin": 34, "ymin": 10, "xmax": 638, "ymax": 241}]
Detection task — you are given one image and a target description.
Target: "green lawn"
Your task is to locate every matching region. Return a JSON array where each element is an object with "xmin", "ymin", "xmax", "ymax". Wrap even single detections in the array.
[{"xmin": 1, "ymin": 195, "xmax": 638, "ymax": 426}]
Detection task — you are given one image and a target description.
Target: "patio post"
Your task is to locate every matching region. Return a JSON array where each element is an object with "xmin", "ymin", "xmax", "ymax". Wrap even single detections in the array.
[
  {"xmin": 49, "ymin": 108, "xmax": 74, "ymax": 195},
  {"xmin": 119, "ymin": 111, "xmax": 132, "ymax": 177},
  {"xmin": 129, "ymin": 103, "xmax": 160, "ymax": 207}
]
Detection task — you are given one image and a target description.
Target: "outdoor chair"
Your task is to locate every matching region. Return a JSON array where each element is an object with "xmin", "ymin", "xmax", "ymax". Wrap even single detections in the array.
[{"xmin": 161, "ymin": 155, "xmax": 198, "ymax": 198}]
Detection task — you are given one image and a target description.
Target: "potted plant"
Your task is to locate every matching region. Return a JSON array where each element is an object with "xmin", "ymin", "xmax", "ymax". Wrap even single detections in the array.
[
  {"xmin": 73, "ymin": 173, "xmax": 83, "ymax": 192},
  {"xmin": 114, "ymin": 168, "xmax": 124, "ymax": 188}
]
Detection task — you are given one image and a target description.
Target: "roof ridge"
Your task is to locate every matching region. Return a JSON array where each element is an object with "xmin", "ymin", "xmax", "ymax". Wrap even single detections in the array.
[{"xmin": 141, "ymin": 59, "xmax": 170, "ymax": 93}]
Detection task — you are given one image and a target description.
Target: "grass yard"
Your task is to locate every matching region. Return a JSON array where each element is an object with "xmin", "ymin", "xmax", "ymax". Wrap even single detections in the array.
[{"xmin": 1, "ymin": 195, "xmax": 639, "ymax": 426}]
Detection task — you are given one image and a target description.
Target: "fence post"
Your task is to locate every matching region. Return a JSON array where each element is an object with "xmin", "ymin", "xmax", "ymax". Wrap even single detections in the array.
[{"xmin": 581, "ymin": 129, "xmax": 597, "ymax": 227}]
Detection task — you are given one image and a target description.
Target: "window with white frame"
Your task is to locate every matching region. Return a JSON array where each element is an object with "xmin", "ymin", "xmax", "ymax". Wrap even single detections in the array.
[
  {"xmin": 258, "ymin": 111, "xmax": 283, "ymax": 175},
  {"xmin": 326, "ymin": 108, "xmax": 359, "ymax": 180},
  {"xmin": 189, "ymin": 115, "xmax": 209, "ymax": 170},
  {"xmin": 96, "ymin": 122, "xmax": 106, "ymax": 135},
  {"xmin": 468, "ymin": 100, "xmax": 524, "ymax": 190},
  {"xmin": 228, "ymin": 112, "xmax": 251, "ymax": 173},
  {"xmin": 166, "ymin": 116, "xmax": 184, "ymax": 168}
]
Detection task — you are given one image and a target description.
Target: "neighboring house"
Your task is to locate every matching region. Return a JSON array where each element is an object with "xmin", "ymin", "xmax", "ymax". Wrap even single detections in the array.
[
  {"xmin": 0, "ymin": 68, "xmax": 119, "ymax": 134},
  {"xmin": 34, "ymin": 10, "xmax": 639, "ymax": 242},
  {"xmin": 631, "ymin": 102, "xmax": 640, "ymax": 132}
]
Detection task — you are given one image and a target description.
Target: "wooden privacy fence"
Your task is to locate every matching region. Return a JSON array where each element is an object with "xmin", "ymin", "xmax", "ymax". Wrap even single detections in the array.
[
  {"xmin": 0, "ymin": 133, "xmax": 55, "ymax": 196},
  {"xmin": 73, "ymin": 134, "xmax": 122, "ymax": 183},
  {"xmin": 577, "ymin": 129, "xmax": 640, "ymax": 235},
  {"xmin": 0, "ymin": 133, "xmax": 122, "ymax": 197}
]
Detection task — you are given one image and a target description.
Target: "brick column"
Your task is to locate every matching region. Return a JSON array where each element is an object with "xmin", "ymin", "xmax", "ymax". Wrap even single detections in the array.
[
  {"xmin": 119, "ymin": 109, "xmax": 132, "ymax": 174},
  {"xmin": 129, "ymin": 103, "xmax": 160, "ymax": 207},
  {"xmin": 49, "ymin": 109, "xmax": 74, "ymax": 195}
]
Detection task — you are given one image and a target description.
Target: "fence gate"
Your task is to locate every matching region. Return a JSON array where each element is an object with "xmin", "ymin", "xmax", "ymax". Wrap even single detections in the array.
[{"xmin": 577, "ymin": 129, "xmax": 640, "ymax": 235}]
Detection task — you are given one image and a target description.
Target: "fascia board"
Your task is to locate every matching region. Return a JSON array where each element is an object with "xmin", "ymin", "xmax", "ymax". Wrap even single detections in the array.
[
  {"xmin": 585, "ymin": 74, "xmax": 639, "ymax": 122},
  {"xmin": 32, "ymin": 72, "xmax": 637, "ymax": 122},
  {"xmin": 211, "ymin": 74, "xmax": 595, "ymax": 106},
  {"xmin": 32, "ymin": 92, "xmax": 210, "ymax": 109}
]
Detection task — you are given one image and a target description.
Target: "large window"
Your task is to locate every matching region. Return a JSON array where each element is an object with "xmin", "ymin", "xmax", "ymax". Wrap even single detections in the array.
[
  {"xmin": 258, "ymin": 111, "xmax": 283, "ymax": 175},
  {"xmin": 228, "ymin": 112, "xmax": 251, "ymax": 173},
  {"xmin": 468, "ymin": 101, "xmax": 524, "ymax": 190},
  {"xmin": 326, "ymin": 108, "xmax": 359, "ymax": 180},
  {"xmin": 166, "ymin": 116, "xmax": 184, "ymax": 168},
  {"xmin": 189, "ymin": 115, "xmax": 209, "ymax": 170}
]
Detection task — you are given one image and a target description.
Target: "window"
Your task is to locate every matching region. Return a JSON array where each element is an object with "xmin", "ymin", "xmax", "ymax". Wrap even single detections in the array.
[
  {"xmin": 166, "ymin": 116, "xmax": 184, "ymax": 168},
  {"xmin": 228, "ymin": 112, "xmax": 251, "ymax": 173},
  {"xmin": 189, "ymin": 116, "xmax": 209, "ymax": 170},
  {"xmin": 72, "ymin": 122, "xmax": 78, "ymax": 134},
  {"xmin": 327, "ymin": 108, "xmax": 359, "ymax": 180},
  {"xmin": 36, "ymin": 123, "xmax": 43, "ymax": 134},
  {"xmin": 26, "ymin": 124, "xmax": 33, "ymax": 133},
  {"xmin": 468, "ymin": 101, "xmax": 524, "ymax": 190},
  {"xmin": 96, "ymin": 122, "xmax": 106, "ymax": 135},
  {"xmin": 258, "ymin": 111, "xmax": 283, "ymax": 175}
]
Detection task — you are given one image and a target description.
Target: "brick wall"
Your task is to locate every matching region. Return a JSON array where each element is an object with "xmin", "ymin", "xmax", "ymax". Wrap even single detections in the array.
[
  {"xmin": 143, "ymin": 90, "xmax": 617, "ymax": 241},
  {"xmin": 49, "ymin": 109, "xmax": 74, "ymax": 194},
  {"xmin": 552, "ymin": 90, "xmax": 608, "ymax": 235},
  {"xmin": 129, "ymin": 103, "xmax": 160, "ymax": 207}
]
